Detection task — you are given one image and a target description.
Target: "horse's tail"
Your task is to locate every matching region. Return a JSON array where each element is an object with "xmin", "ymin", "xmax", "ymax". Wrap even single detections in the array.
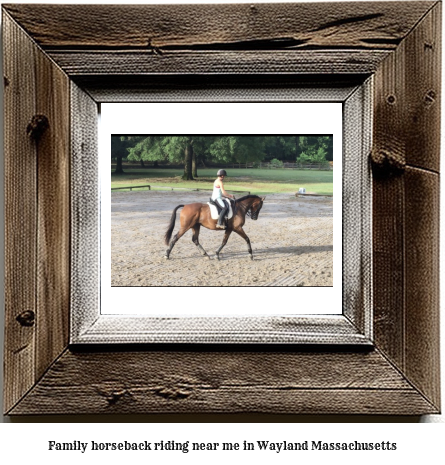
[{"xmin": 164, "ymin": 205, "xmax": 185, "ymax": 245}]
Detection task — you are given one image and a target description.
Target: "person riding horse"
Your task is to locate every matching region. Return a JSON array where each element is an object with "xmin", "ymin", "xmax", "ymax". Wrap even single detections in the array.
[
  {"xmin": 165, "ymin": 191, "xmax": 265, "ymax": 260},
  {"xmin": 212, "ymin": 169, "xmax": 234, "ymax": 229}
]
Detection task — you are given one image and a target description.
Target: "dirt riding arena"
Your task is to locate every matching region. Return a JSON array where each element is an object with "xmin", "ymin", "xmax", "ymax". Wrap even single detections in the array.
[{"xmin": 111, "ymin": 191, "xmax": 333, "ymax": 287}]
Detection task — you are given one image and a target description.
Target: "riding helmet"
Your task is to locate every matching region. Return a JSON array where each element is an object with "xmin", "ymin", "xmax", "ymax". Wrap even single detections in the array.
[{"xmin": 217, "ymin": 169, "xmax": 227, "ymax": 177}]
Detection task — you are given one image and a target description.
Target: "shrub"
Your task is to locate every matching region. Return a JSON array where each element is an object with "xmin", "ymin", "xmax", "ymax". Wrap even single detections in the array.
[
  {"xmin": 269, "ymin": 158, "xmax": 284, "ymax": 168},
  {"xmin": 297, "ymin": 147, "xmax": 329, "ymax": 167}
]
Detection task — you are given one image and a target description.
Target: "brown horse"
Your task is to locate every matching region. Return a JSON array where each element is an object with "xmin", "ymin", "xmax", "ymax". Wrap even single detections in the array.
[{"xmin": 164, "ymin": 195, "xmax": 265, "ymax": 260}]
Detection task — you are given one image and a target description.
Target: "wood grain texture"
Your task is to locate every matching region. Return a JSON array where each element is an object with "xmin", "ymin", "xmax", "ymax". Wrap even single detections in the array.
[
  {"xmin": 404, "ymin": 2, "xmax": 441, "ymax": 172},
  {"xmin": 3, "ymin": 10, "xmax": 71, "ymax": 413},
  {"xmin": 372, "ymin": 174, "xmax": 405, "ymax": 367},
  {"xmin": 70, "ymin": 83, "xmax": 99, "ymax": 339},
  {"xmin": 2, "ymin": 2, "xmax": 435, "ymax": 50},
  {"xmin": 8, "ymin": 349, "xmax": 437, "ymax": 415},
  {"xmin": 342, "ymin": 81, "xmax": 372, "ymax": 336},
  {"xmin": 75, "ymin": 316, "xmax": 370, "ymax": 345},
  {"xmin": 372, "ymin": 3, "xmax": 441, "ymax": 411},
  {"xmin": 372, "ymin": 10, "xmax": 408, "ymax": 371},
  {"xmin": 404, "ymin": 168, "xmax": 440, "ymax": 408},
  {"xmin": 3, "ymin": 1, "xmax": 433, "ymax": 79},
  {"xmin": 35, "ymin": 43, "xmax": 71, "ymax": 380},
  {"xmin": 3, "ymin": 12, "xmax": 38, "ymax": 414},
  {"xmin": 46, "ymin": 50, "xmax": 391, "ymax": 76},
  {"xmin": 371, "ymin": 1, "xmax": 441, "ymax": 173}
]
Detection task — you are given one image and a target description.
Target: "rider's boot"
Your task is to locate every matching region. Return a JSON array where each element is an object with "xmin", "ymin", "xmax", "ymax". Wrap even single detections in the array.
[{"xmin": 216, "ymin": 208, "xmax": 227, "ymax": 229}]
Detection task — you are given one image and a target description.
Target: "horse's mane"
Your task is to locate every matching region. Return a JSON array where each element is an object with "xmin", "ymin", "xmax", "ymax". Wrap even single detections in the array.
[{"xmin": 236, "ymin": 194, "xmax": 261, "ymax": 202}]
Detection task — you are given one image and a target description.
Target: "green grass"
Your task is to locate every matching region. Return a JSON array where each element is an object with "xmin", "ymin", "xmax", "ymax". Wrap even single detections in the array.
[{"xmin": 111, "ymin": 167, "xmax": 333, "ymax": 195}]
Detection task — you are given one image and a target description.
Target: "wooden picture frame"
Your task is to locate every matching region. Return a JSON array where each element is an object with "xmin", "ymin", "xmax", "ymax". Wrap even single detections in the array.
[{"xmin": 3, "ymin": 2, "xmax": 440, "ymax": 415}]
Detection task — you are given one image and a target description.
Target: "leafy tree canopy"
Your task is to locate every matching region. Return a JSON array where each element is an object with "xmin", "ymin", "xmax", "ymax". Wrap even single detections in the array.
[{"xmin": 111, "ymin": 135, "xmax": 334, "ymax": 176}]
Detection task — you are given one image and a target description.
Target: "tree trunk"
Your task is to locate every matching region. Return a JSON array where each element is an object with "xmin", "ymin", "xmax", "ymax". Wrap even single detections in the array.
[
  {"xmin": 140, "ymin": 160, "xmax": 145, "ymax": 167},
  {"xmin": 114, "ymin": 156, "xmax": 124, "ymax": 174},
  {"xmin": 192, "ymin": 146, "xmax": 198, "ymax": 178},
  {"xmin": 182, "ymin": 141, "xmax": 194, "ymax": 180},
  {"xmin": 153, "ymin": 160, "xmax": 159, "ymax": 168},
  {"xmin": 295, "ymin": 136, "xmax": 301, "ymax": 159}
]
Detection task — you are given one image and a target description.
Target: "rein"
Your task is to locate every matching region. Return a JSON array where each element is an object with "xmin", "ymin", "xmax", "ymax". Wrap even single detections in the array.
[
  {"xmin": 234, "ymin": 196, "xmax": 262, "ymax": 218},
  {"xmin": 234, "ymin": 198, "xmax": 250, "ymax": 217},
  {"xmin": 234, "ymin": 201, "xmax": 251, "ymax": 217}
]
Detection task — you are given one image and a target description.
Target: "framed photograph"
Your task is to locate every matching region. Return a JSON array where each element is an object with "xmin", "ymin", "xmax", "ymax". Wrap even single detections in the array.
[{"xmin": 3, "ymin": 2, "xmax": 440, "ymax": 415}]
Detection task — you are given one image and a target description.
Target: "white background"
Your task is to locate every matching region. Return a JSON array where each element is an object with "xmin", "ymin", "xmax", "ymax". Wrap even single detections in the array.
[
  {"xmin": 102, "ymin": 102, "xmax": 342, "ymax": 316},
  {"xmin": 0, "ymin": 0, "xmax": 444, "ymax": 462}
]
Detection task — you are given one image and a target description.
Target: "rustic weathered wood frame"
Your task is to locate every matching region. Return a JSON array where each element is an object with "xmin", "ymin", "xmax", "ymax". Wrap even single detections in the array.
[{"xmin": 3, "ymin": 2, "xmax": 440, "ymax": 415}]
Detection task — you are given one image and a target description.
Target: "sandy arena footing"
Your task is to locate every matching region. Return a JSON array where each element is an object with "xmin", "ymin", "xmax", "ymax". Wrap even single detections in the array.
[{"xmin": 111, "ymin": 191, "xmax": 333, "ymax": 287}]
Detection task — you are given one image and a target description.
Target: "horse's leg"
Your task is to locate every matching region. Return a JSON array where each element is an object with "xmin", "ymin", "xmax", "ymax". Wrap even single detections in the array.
[
  {"xmin": 215, "ymin": 229, "xmax": 232, "ymax": 261},
  {"xmin": 191, "ymin": 224, "xmax": 210, "ymax": 259},
  {"xmin": 165, "ymin": 226, "xmax": 190, "ymax": 259},
  {"xmin": 233, "ymin": 227, "xmax": 253, "ymax": 260}
]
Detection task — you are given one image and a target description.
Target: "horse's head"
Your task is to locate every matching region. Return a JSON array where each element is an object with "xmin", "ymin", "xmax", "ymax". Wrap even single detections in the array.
[{"xmin": 250, "ymin": 196, "xmax": 265, "ymax": 220}]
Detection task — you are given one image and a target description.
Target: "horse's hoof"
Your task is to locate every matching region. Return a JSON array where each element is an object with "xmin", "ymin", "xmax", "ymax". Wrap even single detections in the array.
[
  {"xmin": 215, "ymin": 254, "xmax": 220, "ymax": 261},
  {"xmin": 164, "ymin": 255, "xmax": 170, "ymax": 260},
  {"xmin": 250, "ymin": 255, "xmax": 254, "ymax": 261}
]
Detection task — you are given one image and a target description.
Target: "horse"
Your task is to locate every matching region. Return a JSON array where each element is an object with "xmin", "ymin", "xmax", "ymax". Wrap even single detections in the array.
[{"xmin": 164, "ymin": 195, "xmax": 265, "ymax": 260}]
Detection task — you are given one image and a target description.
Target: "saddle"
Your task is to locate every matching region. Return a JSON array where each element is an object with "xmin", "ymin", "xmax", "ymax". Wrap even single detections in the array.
[{"xmin": 207, "ymin": 198, "xmax": 234, "ymax": 221}]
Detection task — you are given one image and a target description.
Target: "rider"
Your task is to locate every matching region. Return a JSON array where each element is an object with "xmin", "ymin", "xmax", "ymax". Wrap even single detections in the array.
[{"xmin": 212, "ymin": 169, "xmax": 234, "ymax": 229}]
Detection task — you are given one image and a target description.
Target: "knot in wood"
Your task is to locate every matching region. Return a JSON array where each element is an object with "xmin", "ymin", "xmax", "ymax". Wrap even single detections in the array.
[
  {"xmin": 16, "ymin": 310, "xmax": 35, "ymax": 327},
  {"xmin": 370, "ymin": 149, "xmax": 405, "ymax": 177},
  {"xmin": 105, "ymin": 390, "xmax": 128, "ymax": 405},
  {"xmin": 27, "ymin": 114, "xmax": 49, "ymax": 140},
  {"xmin": 96, "ymin": 385, "xmax": 130, "ymax": 405},
  {"xmin": 154, "ymin": 386, "xmax": 191, "ymax": 400}
]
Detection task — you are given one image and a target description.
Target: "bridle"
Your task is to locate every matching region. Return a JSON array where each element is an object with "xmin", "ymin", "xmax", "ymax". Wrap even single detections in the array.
[
  {"xmin": 250, "ymin": 200, "xmax": 263, "ymax": 220},
  {"xmin": 235, "ymin": 197, "xmax": 263, "ymax": 220}
]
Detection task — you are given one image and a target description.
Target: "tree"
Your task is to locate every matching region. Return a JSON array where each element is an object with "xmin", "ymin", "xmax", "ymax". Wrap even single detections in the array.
[
  {"xmin": 319, "ymin": 136, "xmax": 333, "ymax": 161},
  {"xmin": 117, "ymin": 135, "xmax": 332, "ymax": 175},
  {"xmin": 264, "ymin": 136, "xmax": 296, "ymax": 161},
  {"xmin": 159, "ymin": 136, "xmax": 195, "ymax": 180},
  {"xmin": 296, "ymin": 136, "xmax": 332, "ymax": 164},
  {"xmin": 126, "ymin": 136, "xmax": 165, "ymax": 167},
  {"xmin": 111, "ymin": 135, "xmax": 132, "ymax": 174},
  {"xmin": 122, "ymin": 136, "xmax": 210, "ymax": 179},
  {"xmin": 209, "ymin": 136, "xmax": 267, "ymax": 164},
  {"xmin": 191, "ymin": 136, "xmax": 217, "ymax": 176}
]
